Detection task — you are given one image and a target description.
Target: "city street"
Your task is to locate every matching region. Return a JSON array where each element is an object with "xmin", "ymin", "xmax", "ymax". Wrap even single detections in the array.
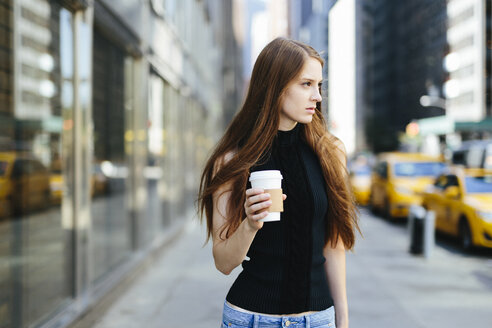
[{"xmin": 71, "ymin": 208, "xmax": 492, "ymax": 328}]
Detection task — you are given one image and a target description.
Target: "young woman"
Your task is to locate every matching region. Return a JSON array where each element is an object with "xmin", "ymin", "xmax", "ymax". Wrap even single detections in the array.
[{"xmin": 198, "ymin": 37, "xmax": 359, "ymax": 328}]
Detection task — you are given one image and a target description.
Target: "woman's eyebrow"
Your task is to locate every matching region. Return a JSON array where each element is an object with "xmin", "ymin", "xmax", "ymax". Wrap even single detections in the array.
[{"xmin": 299, "ymin": 76, "xmax": 323, "ymax": 83}]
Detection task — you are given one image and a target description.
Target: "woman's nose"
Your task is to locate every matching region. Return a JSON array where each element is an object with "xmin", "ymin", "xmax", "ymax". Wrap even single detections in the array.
[{"xmin": 311, "ymin": 89, "xmax": 322, "ymax": 102}]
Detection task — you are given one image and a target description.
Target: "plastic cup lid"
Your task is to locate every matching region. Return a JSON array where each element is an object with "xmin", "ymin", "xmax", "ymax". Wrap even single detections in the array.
[{"xmin": 249, "ymin": 170, "xmax": 283, "ymax": 181}]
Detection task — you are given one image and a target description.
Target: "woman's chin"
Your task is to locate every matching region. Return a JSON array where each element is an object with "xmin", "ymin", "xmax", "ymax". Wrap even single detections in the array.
[{"xmin": 298, "ymin": 116, "xmax": 313, "ymax": 124}]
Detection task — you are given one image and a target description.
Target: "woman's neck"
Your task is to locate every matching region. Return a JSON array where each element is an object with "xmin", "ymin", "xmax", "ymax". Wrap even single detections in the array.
[{"xmin": 278, "ymin": 121, "xmax": 298, "ymax": 131}]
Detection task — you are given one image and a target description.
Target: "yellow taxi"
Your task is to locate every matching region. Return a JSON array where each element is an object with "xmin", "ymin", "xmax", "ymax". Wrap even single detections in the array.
[
  {"xmin": 0, "ymin": 151, "xmax": 51, "ymax": 218},
  {"xmin": 50, "ymin": 172, "xmax": 63, "ymax": 204},
  {"xmin": 350, "ymin": 164, "xmax": 372, "ymax": 206},
  {"xmin": 49, "ymin": 158, "xmax": 63, "ymax": 205},
  {"xmin": 0, "ymin": 155, "xmax": 10, "ymax": 218},
  {"xmin": 369, "ymin": 152, "xmax": 446, "ymax": 219},
  {"xmin": 91, "ymin": 162, "xmax": 109, "ymax": 197},
  {"xmin": 422, "ymin": 167, "xmax": 492, "ymax": 250}
]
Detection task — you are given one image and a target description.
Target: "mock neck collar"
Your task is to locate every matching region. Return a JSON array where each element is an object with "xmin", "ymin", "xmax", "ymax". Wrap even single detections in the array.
[{"xmin": 276, "ymin": 124, "xmax": 301, "ymax": 146}]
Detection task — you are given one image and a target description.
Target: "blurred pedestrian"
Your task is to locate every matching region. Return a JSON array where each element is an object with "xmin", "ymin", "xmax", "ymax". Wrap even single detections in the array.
[{"xmin": 198, "ymin": 37, "xmax": 360, "ymax": 328}]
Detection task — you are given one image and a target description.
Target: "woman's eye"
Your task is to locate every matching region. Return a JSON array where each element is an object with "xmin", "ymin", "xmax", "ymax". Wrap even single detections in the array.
[{"xmin": 303, "ymin": 82, "xmax": 311, "ymax": 86}]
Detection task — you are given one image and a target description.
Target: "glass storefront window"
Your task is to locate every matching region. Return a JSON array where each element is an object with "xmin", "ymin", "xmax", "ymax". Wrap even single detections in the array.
[
  {"xmin": 163, "ymin": 85, "xmax": 183, "ymax": 224},
  {"xmin": 0, "ymin": 0, "xmax": 226, "ymax": 326},
  {"xmin": 0, "ymin": 1, "xmax": 74, "ymax": 327},
  {"xmin": 143, "ymin": 74, "xmax": 165, "ymax": 242},
  {"xmin": 91, "ymin": 26, "xmax": 131, "ymax": 282},
  {"xmin": 160, "ymin": 82, "xmax": 173, "ymax": 228}
]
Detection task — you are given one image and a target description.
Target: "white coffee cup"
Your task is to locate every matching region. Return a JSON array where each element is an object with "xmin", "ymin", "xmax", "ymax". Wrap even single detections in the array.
[{"xmin": 249, "ymin": 170, "xmax": 283, "ymax": 222}]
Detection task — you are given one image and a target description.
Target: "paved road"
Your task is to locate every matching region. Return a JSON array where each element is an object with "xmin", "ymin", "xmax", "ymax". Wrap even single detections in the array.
[
  {"xmin": 347, "ymin": 208, "xmax": 492, "ymax": 328},
  {"xmin": 71, "ymin": 208, "xmax": 492, "ymax": 328}
]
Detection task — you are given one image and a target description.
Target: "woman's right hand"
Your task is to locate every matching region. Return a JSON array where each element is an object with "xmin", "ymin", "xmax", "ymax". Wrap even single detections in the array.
[{"xmin": 244, "ymin": 188, "xmax": 272, "ymax": 231}]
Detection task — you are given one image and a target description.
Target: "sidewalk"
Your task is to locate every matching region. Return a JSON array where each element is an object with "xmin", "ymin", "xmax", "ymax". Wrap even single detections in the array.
[{"xmin": 71, "ymin": 209, "xmax": 492, "ymax": 328}]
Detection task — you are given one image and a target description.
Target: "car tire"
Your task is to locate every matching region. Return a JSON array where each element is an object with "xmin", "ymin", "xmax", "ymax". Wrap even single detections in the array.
[
  {"xmin": 384, "ymin": 198, "xmax": 392, "ymax": 220},
  {"xmin": 0, "ymin": 198, "xmax": 12, "ymax": 220},
  {"xmin": 369, "ymin": 193, "xmax": 376, "ymax": 214},
  {"xmin": 43, "ymin": 189, "xmax": 51, "ymax": 209},
  {"xmin": 11, "ymin": 197, "xmax": 22, "ymax": 218},
  {"xmin": 459, "ymin": 218, "xmax": 473, "ymax": 252}
]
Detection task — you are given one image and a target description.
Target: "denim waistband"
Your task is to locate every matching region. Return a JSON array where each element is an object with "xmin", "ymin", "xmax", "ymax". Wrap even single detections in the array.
[{"xmin": 222, "ymin": 301, "xmax": 335, "ymax": 328}]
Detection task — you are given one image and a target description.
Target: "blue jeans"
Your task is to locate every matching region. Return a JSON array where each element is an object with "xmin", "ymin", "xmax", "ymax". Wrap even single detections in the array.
[{"xmin": 221, "ymin": 302, "xmax": 336, "ymax": 328}]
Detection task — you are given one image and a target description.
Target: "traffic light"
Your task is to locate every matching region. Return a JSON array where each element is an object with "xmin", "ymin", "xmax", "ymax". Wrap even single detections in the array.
[{"xmin": 406, "ymin": 122, "xmax": 420, "ymax": 137}]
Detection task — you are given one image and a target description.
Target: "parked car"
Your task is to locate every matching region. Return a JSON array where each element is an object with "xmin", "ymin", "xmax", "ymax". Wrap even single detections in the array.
[
  {"xmin": 50, "ymin": 171, "xmax": 63, "ymax": 205},
  {"xmin": 0, "ymin": 157, "xmax": 10, "ymax": 218},
  {"xmin": 422, "ymin": 167, "xmax": 492, "ymax": 250},
  {"xmin": 370, "ymin": 152, "xmax": 446, "ymax": 219},
  {"xmin": 91, "ymin": 162, "xmax": 109, "ymax": 197},
  {"xmin": 350, "ymin": 164, "xmax": 372, "ymax": 206},
  {"xmin": 49, "ymin": 158, "xmax": 63, "ymax": 205},
  {"xmin": 0, "ymin": 152, "xmax": 51, "ymax": 217},
  {"xmin": 349, "ymin": 152, "xmax": 374, "ymax": 206}
]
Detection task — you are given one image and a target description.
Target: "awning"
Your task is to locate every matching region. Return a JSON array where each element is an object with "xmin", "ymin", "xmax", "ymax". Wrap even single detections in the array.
[
  {"xmin": 417, "ymin": 116, "xmax": 455, "ymax": 135},
  {"xmin": 416, "ymin": 116, "xmax": 492, "ymax": 136},
  {"xmin": 455, "ymin": 117, "xmax": 492, "ymax": 132}
]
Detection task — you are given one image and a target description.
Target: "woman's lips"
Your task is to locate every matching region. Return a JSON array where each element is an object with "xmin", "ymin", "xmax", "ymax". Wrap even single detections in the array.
[{"xmin": 306, "ymin": 107, "xmax": 316, "ymax": 113}]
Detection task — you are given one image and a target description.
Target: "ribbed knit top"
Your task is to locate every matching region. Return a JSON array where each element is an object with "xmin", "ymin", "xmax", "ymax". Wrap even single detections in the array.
[{"xmin": 226, "ymin": 124, "xmax": 333, "ymax": 314}]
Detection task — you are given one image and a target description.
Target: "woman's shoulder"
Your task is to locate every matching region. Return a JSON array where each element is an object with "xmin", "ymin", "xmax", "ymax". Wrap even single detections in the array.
[
  {"xmin": 332, "ymin": 137, "xmax": 346, "ymax": 156},
  {"xmin": 320, "ymin": 132, "xmax": 346, "ymax": 166},
  {"xmin": 222, "ymin": 150, "xmax": 236, "ymax": 164},
  {"xmin": 212, "ymin": 149, "xmax": 237, "ymax": 177}
]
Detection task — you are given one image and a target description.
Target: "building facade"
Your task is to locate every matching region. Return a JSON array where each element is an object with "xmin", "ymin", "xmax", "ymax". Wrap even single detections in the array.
[
  {"xmin": 405, "ymin": 0, "xmax": 491, "ymax": 152},
  {"xmin": 220, "ymin": 0, "xmax": 244, "ymax": 126},
  {"xmin": 238, "ymin": 0, "xmax": 288, "ymax": 89},
  {"xmin": 367, "ymin": 0, "xmax": 449, "ymax": 153},
  {"xmin": 0, "ymin": 0, "xmax": 235, "ymax": 327},
  {"xmin": 288, "ymin": 0, "xmax": 334, "ymax": 119},
  {"xmin": 328, "ymin": 0, "xmax": 372, "ymax": 155},
  {"xmin": 445, "ymin": 0, "xmax": 490, "ymax": 122}
]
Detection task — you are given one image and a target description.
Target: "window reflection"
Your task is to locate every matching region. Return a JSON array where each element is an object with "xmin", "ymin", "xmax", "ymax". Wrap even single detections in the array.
[
  {"xmin": 91, "ymin": 26, "xmax": 131, "ymax": 282},
  {"xmin": 143, "ymin": 74, "xmax": 165, "ymax": 243},
  {"xmin": 0, "ymin": 1, "xmax": 73, "ymax": 327}
]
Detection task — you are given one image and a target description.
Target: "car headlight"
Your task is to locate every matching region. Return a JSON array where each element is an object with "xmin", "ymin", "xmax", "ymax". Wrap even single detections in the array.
[
  {"xmin": 477, "ymin": 211, "xmax": 492, "ymax": 223},
  {"xmin": 50, "ymin": 181, "xmax": 63, "ymax": 191},
  {"xmin": 394, "ymin": 185, "xmax": 413, "ymax": 195}
]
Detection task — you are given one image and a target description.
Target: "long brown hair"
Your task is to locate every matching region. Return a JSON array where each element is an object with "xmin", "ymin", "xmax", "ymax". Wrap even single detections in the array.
[{"xmin": 198, "ymin": 37, "xmax": 359, "ymax": 249}]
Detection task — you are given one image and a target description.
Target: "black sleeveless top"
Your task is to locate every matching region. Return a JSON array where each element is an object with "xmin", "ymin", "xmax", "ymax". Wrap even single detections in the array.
[{"xmin": 226, "ymin": 124, "xmax": 333, "ymax": 314}]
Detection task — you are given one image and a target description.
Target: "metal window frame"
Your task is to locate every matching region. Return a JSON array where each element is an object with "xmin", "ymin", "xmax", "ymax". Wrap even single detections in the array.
[
  {"xmin": 93, "ymin": 0, "xmax": 142, "ymax": 57},
  {"xmin": 56, "ymin": 0, "xmax": 89, "ymax": 12}
]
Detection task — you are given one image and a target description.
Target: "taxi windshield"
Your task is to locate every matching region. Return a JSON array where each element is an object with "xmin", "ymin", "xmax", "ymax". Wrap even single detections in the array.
[
  {"xmin": 352, "ymin": 166, "xmax": 371, "ymax": 176},
  {"xmin": 394, "ymin": 162, "xmax": 445, "ymax": 177},
  {"xmin": 465, "ymin": 176, "xmax": 492, "ymax": 193},
  {"xmin": 0, "ymin": 161, "xmax": 7, "ymax": 176}
]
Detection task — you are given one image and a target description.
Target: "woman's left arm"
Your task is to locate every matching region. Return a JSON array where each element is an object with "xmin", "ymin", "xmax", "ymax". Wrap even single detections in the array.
[
  {"xmin": 324, "ymin": 238, "xmax": 348, "ymax": 328},
  {"xmin": 325, "ymin": 137, "xmax": 349, "ymax": 328}
]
